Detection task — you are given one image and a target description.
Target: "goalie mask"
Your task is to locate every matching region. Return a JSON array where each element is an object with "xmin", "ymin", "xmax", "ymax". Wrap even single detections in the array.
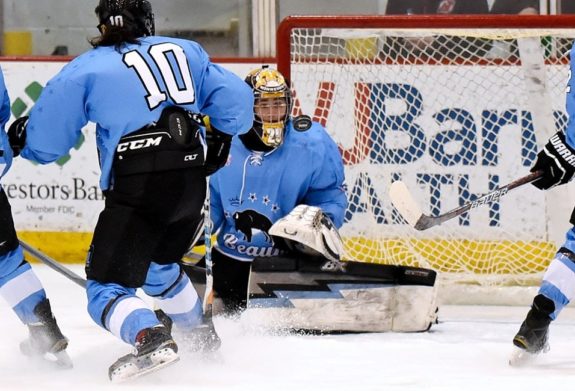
[
  {"xmin": 95, "ymin": 0, "xmax": 155, "ymax": 37},
  {"xmin": 245, "ymin": 67, "xmax": 292, "ymax": 148}
]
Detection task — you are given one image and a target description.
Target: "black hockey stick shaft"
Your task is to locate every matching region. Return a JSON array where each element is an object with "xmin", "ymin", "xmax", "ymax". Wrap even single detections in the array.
[
  {"xmin": 414, "ymin": 170, "xmax": 543, "ymax": 230},
  {"xmin": 19, "ymin": 240, "xmax": 87, "ymax": 288}
]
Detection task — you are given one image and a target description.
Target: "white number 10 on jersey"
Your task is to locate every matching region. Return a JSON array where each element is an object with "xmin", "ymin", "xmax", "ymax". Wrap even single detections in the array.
[{"xmin": 123, "ymin": 42, "xmax": 196, "ymax": 110}]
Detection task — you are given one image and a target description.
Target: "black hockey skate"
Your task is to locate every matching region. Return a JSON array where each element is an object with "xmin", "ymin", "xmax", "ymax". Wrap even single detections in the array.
[
  {"xmin": 108, "ymin": 325, "xmax": 179, "ymax": 383},
  {"xmin": 20, "ymin": 299, "xmax": 72, "ymax": 369},
  {"xmin": 154, "ymin": 309, "xmax": 173, "ymax": 333},
  {"xmin": 509, "ymin": 294, "xmax": 553, "ymax": 366}
]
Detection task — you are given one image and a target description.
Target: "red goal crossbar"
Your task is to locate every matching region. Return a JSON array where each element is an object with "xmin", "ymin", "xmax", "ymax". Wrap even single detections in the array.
[{"xmin": 277, "ymin": 14, "xmax": 575, "ymax": 79}]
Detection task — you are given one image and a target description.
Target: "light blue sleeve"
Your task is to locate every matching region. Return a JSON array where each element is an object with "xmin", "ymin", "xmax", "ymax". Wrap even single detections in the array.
[
  {"xmin": 21, "ymin": 77, "xmax": 88, "ymax": 164},
  {"xmin": 0, "ymin": 69, "xmax": 12, "ymax": 178},
  {"xmin": 0, "ymin": 71, "xmax": 10, "ymax": 128},
  {"xmin": 565, "ymin": 45, "xmax": 575, "ymax": 150},
  {"xmin": 196, "ymin": 61, "xmax": 254, "ymax": 136},
  {"xmin": 302, "ymin": 127, "xmax": 347, "ymax": 228}
]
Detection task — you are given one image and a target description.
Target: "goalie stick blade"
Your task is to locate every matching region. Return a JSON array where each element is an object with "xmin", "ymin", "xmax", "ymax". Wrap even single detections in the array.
[{"xmin": 388, "ymin": 181, "xmax": 424, "ymax": 228}]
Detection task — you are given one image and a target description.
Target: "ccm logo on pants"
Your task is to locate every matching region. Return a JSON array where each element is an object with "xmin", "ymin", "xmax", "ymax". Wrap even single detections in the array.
[{"xmin": 117, "ymin": 136, "xmax": 163, "ymax": 152}]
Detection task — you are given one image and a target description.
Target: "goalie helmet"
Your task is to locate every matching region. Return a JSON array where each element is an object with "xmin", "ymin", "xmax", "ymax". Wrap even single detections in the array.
[
  {"xmin": 95, "ymin": 0, "xmax": 155, "ymax": 37},
  {"xmin": 245, "ymin": 67, "xmax": 292, "ymax": 148}
]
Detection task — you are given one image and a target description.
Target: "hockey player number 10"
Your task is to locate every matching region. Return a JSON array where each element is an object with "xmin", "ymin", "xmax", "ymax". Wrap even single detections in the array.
[{"xmin": 123, "ymin": 42, "xmax": 196, "ymax": 110}]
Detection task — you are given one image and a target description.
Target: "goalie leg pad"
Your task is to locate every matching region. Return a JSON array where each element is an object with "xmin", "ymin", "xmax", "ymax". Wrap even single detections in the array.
[
  {"xmin": 247, "ymin": 256, "xmax": 438, "ymax": 332},
  {"xmin": 391, "ymin": 284, "xmax": 438, "ymax": 332}
]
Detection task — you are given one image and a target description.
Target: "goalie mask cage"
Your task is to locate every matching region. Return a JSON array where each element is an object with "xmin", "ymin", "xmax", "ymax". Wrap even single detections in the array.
[{"xmin": 277, "ymin": 15, "xmax": 575, "ymax": 305}]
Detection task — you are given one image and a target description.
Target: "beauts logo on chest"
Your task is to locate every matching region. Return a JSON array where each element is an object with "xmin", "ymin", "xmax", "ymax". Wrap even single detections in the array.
[
  {"xmin": 221, "ymin": 209, "xmax": 280, "ymax": 257},
  {"xmin": 223, "ymin": 234, "xmax": 281, "ymax": 257}
]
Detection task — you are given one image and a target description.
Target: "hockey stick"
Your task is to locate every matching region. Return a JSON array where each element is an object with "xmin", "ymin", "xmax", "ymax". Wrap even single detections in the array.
[
  {"xmin": 19, "ymin": 240, "xmax": 87, "ymax": 288},
  {"xmin": 389, "ymin": 170, "xmax": 543, "ymax": 231},
  {"xmin": 201, "ymin": 177, "xmax": 220, "ymax": 346},
  {"xmin": 202, "ymin": 185, "xmax": 214, "ymax": 317}
]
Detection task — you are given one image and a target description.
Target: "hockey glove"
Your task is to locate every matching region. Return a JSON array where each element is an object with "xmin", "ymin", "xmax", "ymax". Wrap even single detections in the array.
[
  {"xmin": 531, "ymin": 131, "xmax": 575, "ymax": 190},
  {"xmin": 158, "ymin": 106, "xmax": 202, "ymax": 147},
  {"xmin": 205, "ymin": 121, "xmax": 232, "ymax": 176},
  {"xmin": 7, "ymin": 116, "xmax": 28, "ymax": 157}
]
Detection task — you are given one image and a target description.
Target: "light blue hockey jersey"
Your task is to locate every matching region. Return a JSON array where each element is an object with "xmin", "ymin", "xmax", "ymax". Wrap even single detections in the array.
[
  {"xmin": 566, "ymin": 45, "xmax": 575, "ymax": 149},
  {"xmin": 0, "ymin": 69, "xmax": 13, "ymax": 182},
  {"xmin": 210, "ymin": 120, "xmax": 347, "ymax": 261},
  {"xmin": 20, "ymin": 36, "xmax": 254, "ymax": 190}
]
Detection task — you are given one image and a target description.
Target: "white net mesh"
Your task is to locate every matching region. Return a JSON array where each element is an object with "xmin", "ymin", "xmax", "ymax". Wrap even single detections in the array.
[{"xmin": 279, "ymin": 17, "xmax": 575, "ymax": 295}]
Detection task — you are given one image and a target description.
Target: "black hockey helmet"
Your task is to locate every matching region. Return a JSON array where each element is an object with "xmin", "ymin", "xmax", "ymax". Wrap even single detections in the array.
[{"xmin": 95, "ymin": 0, "xmax": 155, "ymax": 37}]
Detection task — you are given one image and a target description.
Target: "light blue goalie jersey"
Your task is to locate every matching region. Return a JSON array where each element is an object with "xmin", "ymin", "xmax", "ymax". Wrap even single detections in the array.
[
  {"xmin": 0, "ymin": 69, "xmax": 13, "ymax": 182},
  {"xmin": 20, "ymin": 36, "xmax": 254, "ymax": 190},
  {"xmin": 210, "ymin": 120, "xmax": 347, "ymax": 261}
]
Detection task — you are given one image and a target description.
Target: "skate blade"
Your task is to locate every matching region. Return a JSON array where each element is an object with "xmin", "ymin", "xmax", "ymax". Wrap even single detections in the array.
[
  {"xmin": 110, "ymin": 347, "xmax": 180, "ymax": 383},
  {"xmin": 22, "ymin": 346, "xmax": 73, "ymax": 370},
  {"xmin": 50, "ymin": 350, "xmax": 73, "ymax": 369},
  {"xmin": 509, "ymin": 347, "xmax": 538, "ymax": 367}
]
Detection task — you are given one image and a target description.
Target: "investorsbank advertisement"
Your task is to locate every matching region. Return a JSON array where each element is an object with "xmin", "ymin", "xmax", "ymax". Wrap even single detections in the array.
[{"xmin": 290, "ymin": 63, "xmax": 574, "ymax": 269}]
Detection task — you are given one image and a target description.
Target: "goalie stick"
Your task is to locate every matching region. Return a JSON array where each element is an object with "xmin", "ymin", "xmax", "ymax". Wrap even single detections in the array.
[{"xmin": 389, "ymin": 170, "xmax": 543, "ymax": 231}]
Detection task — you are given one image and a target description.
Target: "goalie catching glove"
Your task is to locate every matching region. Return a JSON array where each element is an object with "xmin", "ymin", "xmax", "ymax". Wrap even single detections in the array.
[
  {"xmin": 531, "ymin": 131, "xmax": 575, "ymax": 190},
  {"xmin": 7, "ymin": 116, "xmax": 28, "ymax": 157},
  {"xmin": 269, "ymin": 205, "xmax": 345, "ymax": 263}
]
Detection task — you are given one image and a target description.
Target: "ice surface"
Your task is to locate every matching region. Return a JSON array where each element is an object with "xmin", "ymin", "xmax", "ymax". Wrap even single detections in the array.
[{"xmin": 2, "ymin": 265, "xmax": 575, "ymax": 391}]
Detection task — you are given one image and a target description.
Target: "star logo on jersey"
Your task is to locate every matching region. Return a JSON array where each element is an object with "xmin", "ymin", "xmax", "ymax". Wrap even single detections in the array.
[
  {"xmin": 248, "ymin": 193, "xmax": 257, "ymax": 202},
  {"xmin": 271, "ymin": 204, "xmax": 280, "ymax": 213},
  {"xmin": 262, "ymin": 195, "xmax": 271, "ymax": 206},
  {"xmin": 11, "ymin": 81, "xmax": 85, "ymax": 166}
]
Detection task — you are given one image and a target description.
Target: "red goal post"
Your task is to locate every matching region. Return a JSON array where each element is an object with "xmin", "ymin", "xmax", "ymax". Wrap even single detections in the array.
[{"xmin": 276, "ymin": 15, "xmax": 575, "ymax": 303}]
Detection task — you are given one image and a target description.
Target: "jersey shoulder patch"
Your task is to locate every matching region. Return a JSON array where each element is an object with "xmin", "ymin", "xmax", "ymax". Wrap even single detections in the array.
[{"xmin": 292, "ymin": 115, "xmax": 312, "ymax": 132}]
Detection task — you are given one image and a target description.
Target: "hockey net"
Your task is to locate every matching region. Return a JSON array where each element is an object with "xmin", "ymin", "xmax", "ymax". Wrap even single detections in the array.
[{"xmin": 277, "ymin": 15, "xmax": 575, "ymax": 303}]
